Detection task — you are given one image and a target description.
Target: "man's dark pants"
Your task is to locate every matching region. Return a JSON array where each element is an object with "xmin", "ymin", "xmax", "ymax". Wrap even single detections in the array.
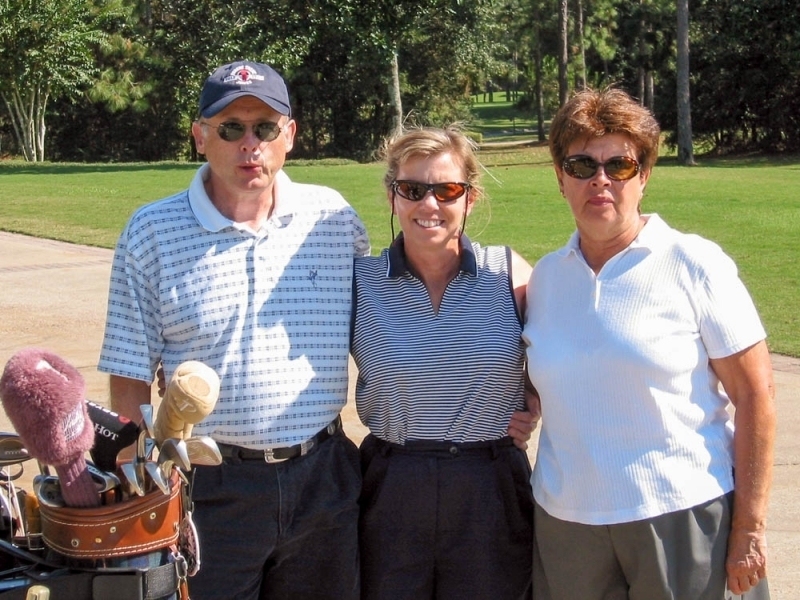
[{"xmin": 188, "ymin": 429, "xmax": 361, "ymax": 600}]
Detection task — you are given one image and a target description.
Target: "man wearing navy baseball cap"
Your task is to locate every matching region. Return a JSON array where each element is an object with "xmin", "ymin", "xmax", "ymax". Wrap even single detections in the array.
[
  {"xmin": 100, "ymin": 60, "xmax": 369, "ymax": 599},
  {"xmin": 198, "ymin": 60, "xmax": 292, "ymax": 118}
]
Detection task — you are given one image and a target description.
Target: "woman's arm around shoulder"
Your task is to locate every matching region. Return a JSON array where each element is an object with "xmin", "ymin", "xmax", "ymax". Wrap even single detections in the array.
[{"xmin": 507, "ymin": 248, "xmax": 536, "ymax": 449}]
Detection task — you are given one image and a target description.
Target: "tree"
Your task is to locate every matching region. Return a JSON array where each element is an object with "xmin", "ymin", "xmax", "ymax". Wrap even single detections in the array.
[
  {"xmin": 557, "ymin": 0, "xmax": 569, "ymax": 105},
  {"xmin": 0, "ymin": 0, "xmax": 110, "ymax": 161},
  {"xmin": 504, "ymin": 0, "xmax": 559, "ymax": 139},
  {"xmin": 358, "ymin": 0, "xmax": 501, "ymax": 137},
  {"xmin": 675, "ymin": 0, "xmax": 695, "ymax": 164},
  {"xmin": 689, "ymin": 0, "xmax": 800, "ymax": 153},
  {"xmin": 576, "ymin": 0, "xmax": 587, "ymax": 89}
]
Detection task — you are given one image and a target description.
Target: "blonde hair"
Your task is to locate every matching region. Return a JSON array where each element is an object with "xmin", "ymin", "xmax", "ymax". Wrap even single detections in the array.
[{"xmin": 381, "ymin": 125, "xmax": 484, "ymax": 201}]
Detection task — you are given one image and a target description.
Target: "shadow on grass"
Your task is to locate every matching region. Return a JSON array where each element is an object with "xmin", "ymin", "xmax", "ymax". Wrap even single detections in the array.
[
  {"xmin": 0, "ymin": 161, "xmax": 201, "ymax": 175},
  {"xmin": 656, "ymin": 154, "xmax": 800, "ymax": 169},
  {"xmin": 3, "ymin": 153, "xmax": 798, "ymax": 174}
]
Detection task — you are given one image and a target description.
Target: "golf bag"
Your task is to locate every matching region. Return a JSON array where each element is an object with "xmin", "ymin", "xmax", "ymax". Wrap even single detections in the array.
[{"xmin": 0, "ymin": 463, "xmax": 194, "ymax": 599}]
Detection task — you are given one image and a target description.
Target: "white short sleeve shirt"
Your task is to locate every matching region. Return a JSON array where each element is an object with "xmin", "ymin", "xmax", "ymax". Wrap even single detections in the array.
[
  {"xmin": 523, "ymin": 214, "xmax": 766, "ymax": 524},
  {"xmin": 99, "ymin": 166, "xmax": 369, "ymax": 447}
]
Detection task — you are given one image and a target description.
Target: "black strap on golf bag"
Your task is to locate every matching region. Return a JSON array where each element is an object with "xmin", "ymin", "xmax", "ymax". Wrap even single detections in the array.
[{"xmin": 0, "ymin": 538, "xmax": 183, "ymax": 599}]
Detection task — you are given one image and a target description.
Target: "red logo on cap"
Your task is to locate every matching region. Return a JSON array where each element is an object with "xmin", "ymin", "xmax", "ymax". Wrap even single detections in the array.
[{"xmin": 223, "ymin": 66, "xmax": 265, "ymax": 86}]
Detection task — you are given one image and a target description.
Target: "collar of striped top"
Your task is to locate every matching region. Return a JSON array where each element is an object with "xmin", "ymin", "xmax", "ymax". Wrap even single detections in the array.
[{"xmin": 386, "ymin": 233, "xmax": 478, "ymax": 278}]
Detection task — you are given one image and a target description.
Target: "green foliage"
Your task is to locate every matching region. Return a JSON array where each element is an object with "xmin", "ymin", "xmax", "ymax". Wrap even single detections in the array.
[
  {"xmin": 0, "ymin": 0, "xmax": 106, "ymax": 96},
  {"xmin": 0, "ymin": 0, "xmax": 114, "ymax": 160},
  {"xmin": 687, "ymin": 0, "xmax": 800, "ymax": 153},
  {"xmin": 4, "ymin": 0, "xmax": 800, "ymax": 161},
  {"xmin": 287, "ymin": 3, "xmax": 393, "ymax": 159}
]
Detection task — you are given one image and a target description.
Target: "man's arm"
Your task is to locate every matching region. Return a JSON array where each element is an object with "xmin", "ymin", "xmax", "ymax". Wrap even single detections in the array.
[
  {"xmin": 109, "ymin": 374, "xmax": 152, "ymax": 424},
  {"xmin": 709, "ymin": 340, "xmax": 776, "ymax": 595}
]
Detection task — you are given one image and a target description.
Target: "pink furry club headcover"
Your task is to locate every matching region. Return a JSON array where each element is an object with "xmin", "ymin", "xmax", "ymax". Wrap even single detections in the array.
[{"xmin": 0, "ymin": 347, "xmax": 95, "ymax": 465}]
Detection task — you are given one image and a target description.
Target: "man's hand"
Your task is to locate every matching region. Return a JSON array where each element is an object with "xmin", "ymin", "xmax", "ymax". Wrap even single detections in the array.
[
  {"xmin": 508, "ymin": 411, "xmax": 537, "ymax": 450},
  {"xmin": 156, "ymin": 365, "xmax": 166, "ymax": 398},
  {"xmin": 726, "ymin": 526, "xmax": 768, "ymax": 594}
]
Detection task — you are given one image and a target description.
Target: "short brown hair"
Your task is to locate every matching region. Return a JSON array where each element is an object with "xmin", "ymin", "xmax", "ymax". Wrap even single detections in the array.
[
  {"xmin": 381, "ymin": 125, "xmax": 484, "ymax": 201},
  {"xmin": 549, "ymin": 88, "xmax": 661, "ymax": 173}
]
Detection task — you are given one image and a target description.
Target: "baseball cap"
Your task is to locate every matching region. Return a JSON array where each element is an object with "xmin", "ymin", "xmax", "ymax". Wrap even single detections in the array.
[{"xmin": 199, "ymin": 61, "xmax": 291, "ymax": 118}]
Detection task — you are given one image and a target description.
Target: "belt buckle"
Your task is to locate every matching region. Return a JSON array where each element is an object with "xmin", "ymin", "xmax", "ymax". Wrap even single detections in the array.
[{"xmin": 263, "ymin": 448, "xmax": 289, "ymax": 464}]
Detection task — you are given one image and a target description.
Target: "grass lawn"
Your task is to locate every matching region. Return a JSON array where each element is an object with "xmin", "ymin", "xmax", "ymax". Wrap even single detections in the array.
[
  {"xmin": 1, "ymin": 148, "xmax": 797, "ymax": 357},
  {"xmin": 470, "ymin": 91, "xmax": 542, "ymax": 143}
]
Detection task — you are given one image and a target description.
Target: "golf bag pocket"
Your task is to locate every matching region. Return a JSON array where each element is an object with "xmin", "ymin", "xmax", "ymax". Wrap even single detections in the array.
[{"xmin": 38, "ymin": 470, "xmax": 182, "ymax": 560}]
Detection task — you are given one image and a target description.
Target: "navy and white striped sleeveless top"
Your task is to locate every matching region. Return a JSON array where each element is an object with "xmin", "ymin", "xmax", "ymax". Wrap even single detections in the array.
[{"xmin": 351, "ymin": 235, "xmax": 526, "ymax": 444}]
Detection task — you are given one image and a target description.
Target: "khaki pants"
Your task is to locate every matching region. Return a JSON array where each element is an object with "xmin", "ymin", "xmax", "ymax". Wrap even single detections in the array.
[{"xmin": 533, "ymin": 493, "xmax": 770, "ymax": 600}]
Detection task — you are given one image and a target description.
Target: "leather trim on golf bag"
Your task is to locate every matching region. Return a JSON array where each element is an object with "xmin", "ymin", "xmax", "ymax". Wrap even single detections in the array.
[{"xmin": 38, "ymin": 471, "xmax": 182, "ymax": 559}]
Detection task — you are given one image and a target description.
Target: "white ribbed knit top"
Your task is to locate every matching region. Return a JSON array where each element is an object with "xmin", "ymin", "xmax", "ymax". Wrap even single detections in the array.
[{"xmin": 523, "ymin": 214, "xmax": 766, "ymax": 524}]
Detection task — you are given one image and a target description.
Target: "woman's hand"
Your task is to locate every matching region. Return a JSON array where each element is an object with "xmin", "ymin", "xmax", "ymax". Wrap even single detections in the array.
[{"xmin": 508, "ymin": 387, "xmax": 542, "ymax": 450}]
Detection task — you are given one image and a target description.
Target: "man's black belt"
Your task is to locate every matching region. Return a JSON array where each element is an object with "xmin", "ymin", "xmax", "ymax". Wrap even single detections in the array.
[{"xmin": 217, "ymin": 416, "xmax": 341, "ymax": 464}]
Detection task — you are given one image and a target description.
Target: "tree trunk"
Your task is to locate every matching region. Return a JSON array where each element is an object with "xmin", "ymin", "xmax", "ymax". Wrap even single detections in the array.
[
  {"xmin": 2, "ymin": 94, "xmax": 25, "ymax": 161},
  {"xmin": 35, "ymin": 86, "xmax": 48, "ymax": 162},
  {"xmin": 532, "ymin": 1, "xmax": 546, "ymax": 141},
  {"xmin": 637, "ymin": 68, "xmax": 645, "ymax": 105},
  {"xmin": 535, "ymin": 42, "xmax": 545, "ymax": 142},
  {"xmin": 676, "ymin": 0, "xmax": 695, "ymax": 165},
  {"xmin": 637, "ymin": 3, "xmax": 646, "ymax": 104},
  {"xmin": 558, "ymin": 0, "xmax": 569, "ymax": 106},
  {"xmin": 4, "ymin": 89, "xmax": 36, "ymax": 162},
  {"xmin": 577, "ymin": 0, "xmax": 586, "ymax": 90},
  {"xmin": 645, "ymin": 71, "xmax": 654, "ymax": 111},
  {"xmin": 389, "ymin": 49, "xmax": 403, "ymax": 138}
]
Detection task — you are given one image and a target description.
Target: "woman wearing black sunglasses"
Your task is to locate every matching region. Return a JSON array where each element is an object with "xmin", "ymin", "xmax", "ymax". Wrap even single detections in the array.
[
  {"xmin": 523, "ymin": 88, "xmax": 774, "ymax": 599},
  {"xmin": 351, "ymin": 126, "xmax": 537, "ymax": 599}
]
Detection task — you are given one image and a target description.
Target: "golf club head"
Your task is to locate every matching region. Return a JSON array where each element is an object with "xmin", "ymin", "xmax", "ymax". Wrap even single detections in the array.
[
  {"xmin": 139, "ymin": 404, "xmax": 155, "ymax": 439},
  {"xmin": 158, "ymin": 458, "xmax": 175, "ymax": 482},
  {"xmin": 144, "ymin": 462, "xmax": 170, "ymax": 495},
  {"xmin": 119, "ymin": 462, "xmax": 145, "ymax": 497},
  {"xmin": 134, "ymin": 428, "xmax": 151, "ymax": 485},
  {"xmin": 159, "ymin": 438, "xmax": 191, "ymax": 472},
  {"xmin": 179, "ymin": 511, "xmax": 201, "ymax": 576},
  {"xmin": 0, "ymin": 433, "xmax": 31, "ymax": 466},
  {"xmin": 185, "ymin": 436, "xmax": 222, "ymax": 466},
  {"xmin": 33, "ymin": 475, "xmax": 66, "ymax": 508},
  {"xmin": 85, "ymin": 462, "xmax": 121, "ymax": 494}
]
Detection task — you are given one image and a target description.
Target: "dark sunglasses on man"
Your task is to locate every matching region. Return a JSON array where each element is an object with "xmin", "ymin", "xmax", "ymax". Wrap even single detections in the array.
[{"xmin": 198, "ymin": 120, "xmax": 282, "ymax": 143}]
